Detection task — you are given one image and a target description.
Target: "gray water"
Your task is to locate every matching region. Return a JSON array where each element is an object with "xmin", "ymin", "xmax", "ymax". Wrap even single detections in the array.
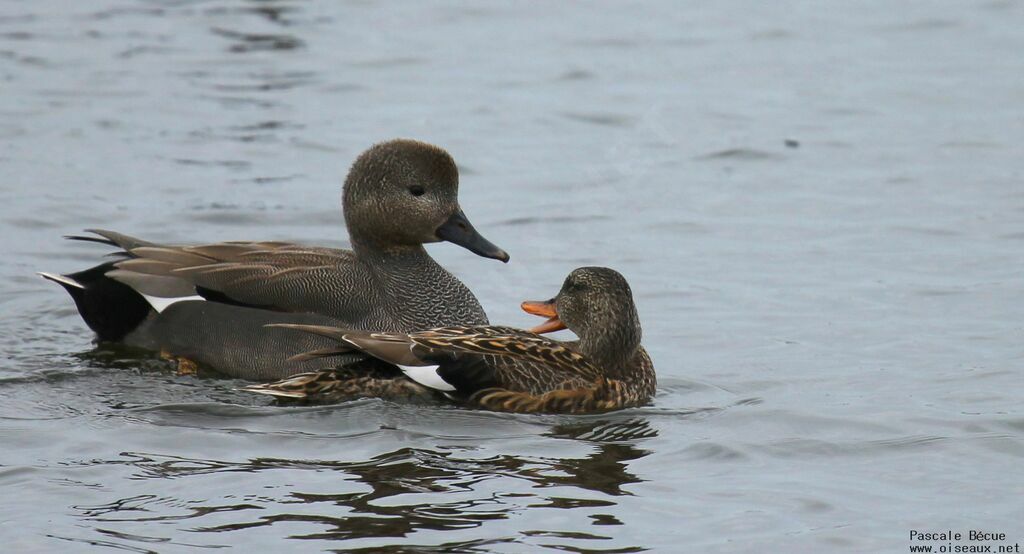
[{"xmin": 2, "ymin": 1, "xmax": 1023, "ymax": 552}]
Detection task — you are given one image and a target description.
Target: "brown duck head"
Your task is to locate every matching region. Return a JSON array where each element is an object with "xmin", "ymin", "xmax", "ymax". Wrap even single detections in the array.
[
  {"xmin": 342, "ymin": 139, "xmax": 509, "ymax": 262},
  {"xmin": 522, "ymin": 266, "xmax": 642, "ymax": 370}
]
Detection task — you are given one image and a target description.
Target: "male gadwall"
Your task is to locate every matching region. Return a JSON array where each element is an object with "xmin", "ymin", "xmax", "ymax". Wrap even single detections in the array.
[
  {"xmin": 246, "ymin": 267, "xmax": 656, "ymax": 414},
  {"xmin": 40, "ymin": 139, "xmax": 509, "ymax": 379}
]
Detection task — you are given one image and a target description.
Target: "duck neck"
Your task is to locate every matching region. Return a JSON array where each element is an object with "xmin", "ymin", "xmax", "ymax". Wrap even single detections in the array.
[
  {"xmin": 351, "ymin": 237, "xmax": 489, "ymax": 328},
  {"xmin": 353, "ymin": 239, "xmax": 448, "ymax": 285},
  {"xmin": 351, "ymin": 237, "xmax": 434, "ymax": 268},
  {"xmin": 579, "ymin": 326, "xmax": 641, "ymax": 378}
]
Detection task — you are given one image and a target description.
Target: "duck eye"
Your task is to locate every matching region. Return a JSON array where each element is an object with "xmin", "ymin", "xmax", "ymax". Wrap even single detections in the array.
[{"xmin": 409, "ymin": 185, "xmax": 426, "ymax": 197}]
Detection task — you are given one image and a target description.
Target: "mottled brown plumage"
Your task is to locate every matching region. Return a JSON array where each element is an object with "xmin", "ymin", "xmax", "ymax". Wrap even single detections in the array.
[
  {"xmin": 245, "ymin": 369, "xmax": 434, "ymax": 401},
  {"xmin": 470, "ymin": 377, "xmax": 637, "ymax": 414},
  {"xmin": 244, "ymin": 267, "xmax": 657, "ymax": 414}
]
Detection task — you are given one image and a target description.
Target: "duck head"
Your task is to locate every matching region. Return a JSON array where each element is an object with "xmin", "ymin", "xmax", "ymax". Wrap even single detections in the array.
[
  {"xmin": 342, "ymin": 139, "xmax": 509, "ymax": 262},
  {"xmin": 522, "ymin": 267, "xmax": 642, "ymax": 369}
]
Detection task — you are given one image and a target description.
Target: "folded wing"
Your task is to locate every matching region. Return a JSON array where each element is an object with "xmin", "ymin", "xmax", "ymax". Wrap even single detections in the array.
[{"xmin": 71, "ymin": 229, "xmax": 367, "ymax": 317}]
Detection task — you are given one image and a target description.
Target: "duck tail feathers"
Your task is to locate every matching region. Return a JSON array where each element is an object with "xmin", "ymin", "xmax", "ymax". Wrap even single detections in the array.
[
  {"xmin": 64, "ymin": 229, "xmax": 154, "ymax": 252},
  {"xmin": 38, "ymin": 262, "xmax": 153, "ymax": 341},
  {"xmin": 37, "ymin": 272, "xmax": 85, "ymax": 291}
]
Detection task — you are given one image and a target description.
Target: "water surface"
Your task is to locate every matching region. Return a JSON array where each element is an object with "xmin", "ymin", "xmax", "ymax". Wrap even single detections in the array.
[{"xmin": 1, "ymin": 1, "xmax": 1022, "ymax": 552}]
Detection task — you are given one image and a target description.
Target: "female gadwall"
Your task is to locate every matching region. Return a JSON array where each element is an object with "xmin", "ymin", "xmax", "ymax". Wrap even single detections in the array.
[
  {"xmin": 246, "ymin": 267, "xmax": 656, "ymax": 414},
  {"xmin": 40, "ymin": 139, "xmax": 508, "ymax": 379}
]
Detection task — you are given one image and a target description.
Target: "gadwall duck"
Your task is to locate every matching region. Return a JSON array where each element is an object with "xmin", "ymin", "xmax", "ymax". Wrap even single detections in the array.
[
  {"xmin": 40, "ymin": 139, "xmax": 509, "ymax": 379},
  {"xmin": 245, "ymin": 267, "xmax": 656, "ymax": 414}
]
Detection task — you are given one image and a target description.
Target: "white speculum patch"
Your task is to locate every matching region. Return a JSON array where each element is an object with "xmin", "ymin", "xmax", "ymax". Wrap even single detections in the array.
[
  {"xmin": 140, "ymin": 294, "xmax": 205, "ymax": 313},
  {"xmin": 398, "ymin": 364, "xmax": 456, "ymax": 391}
]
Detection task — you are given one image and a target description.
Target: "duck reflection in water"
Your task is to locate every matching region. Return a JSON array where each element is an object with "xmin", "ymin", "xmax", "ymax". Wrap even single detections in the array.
[{"xmin": 71, "ymin": 418, "xmax": 656, "ymax": 549}]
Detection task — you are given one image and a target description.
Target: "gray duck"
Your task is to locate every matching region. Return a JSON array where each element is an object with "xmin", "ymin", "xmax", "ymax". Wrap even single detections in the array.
[{"xmin": 40, "ymin": 139, "xmax": 508, "ymax": 379}]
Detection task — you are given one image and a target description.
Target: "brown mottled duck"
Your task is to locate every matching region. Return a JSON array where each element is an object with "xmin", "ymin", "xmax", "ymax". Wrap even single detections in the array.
[{"xmin": 245, "ymin": 267, "xmax": 656, "ymax": 414}]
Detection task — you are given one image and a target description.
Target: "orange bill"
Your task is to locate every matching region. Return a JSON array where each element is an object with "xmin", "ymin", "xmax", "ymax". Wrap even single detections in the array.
[{"xmin": 521, "ymin": 299, "xmax": 566, "ymax": 334}]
